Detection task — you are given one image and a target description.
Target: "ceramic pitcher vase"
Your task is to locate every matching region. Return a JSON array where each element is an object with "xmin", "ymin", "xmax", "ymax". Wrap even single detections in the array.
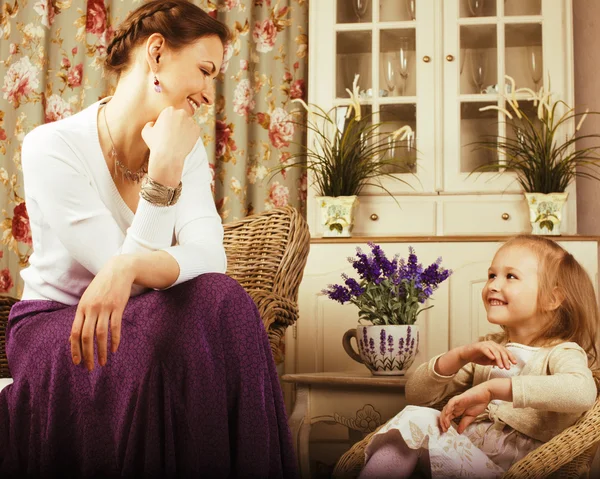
[{"xmin": 343, "ymin": 324, "xmax": 419, "ymax": 376}]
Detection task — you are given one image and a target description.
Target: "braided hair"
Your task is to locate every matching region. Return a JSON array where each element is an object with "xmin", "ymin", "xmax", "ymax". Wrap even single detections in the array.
[{"xmin": 104, "ymin": 0, "xmax": 230, "ymax": 76}]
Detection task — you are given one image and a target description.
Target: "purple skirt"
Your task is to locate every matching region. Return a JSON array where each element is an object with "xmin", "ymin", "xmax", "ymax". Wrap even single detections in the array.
[{"xmin": 0, "ymin": 273, "xmax": 298, "ymax": 478}]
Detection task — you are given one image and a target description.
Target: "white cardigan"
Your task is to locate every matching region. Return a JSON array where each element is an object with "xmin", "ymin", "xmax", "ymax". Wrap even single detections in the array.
[{"xmin": 20, "ymin": 99, "xmax": 226, "ymax": 305}]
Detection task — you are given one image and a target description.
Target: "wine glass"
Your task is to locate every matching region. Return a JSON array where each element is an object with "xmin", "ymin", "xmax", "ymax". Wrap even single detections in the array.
[
  {"xmin": 382, "ymin": 52, "xmax": 397, "ymax": 96},
  {"xmin": 460, "ymin": 48, "xmax": 468, "ymax": 75},
  {"xmin": 527, "ymin": 45, "xmax": 543, "ymax": 91},
  {"xmin": 397, "ymin": 38, "xmax": 412, "ymax": 95},
  {"xmin": 470, "ymin": 49, "xmax": 487, "ymax": 93},
  {"xmin": 406, "ymin": 0, "xmax": 416, "ymax": 20},
  {"xmin": 467, "ymin": 0, "xmax": 484, "ymax": 16},
  {"xmin": 352, "ymin": 0, "xmax": 370, "ymax": 22}
]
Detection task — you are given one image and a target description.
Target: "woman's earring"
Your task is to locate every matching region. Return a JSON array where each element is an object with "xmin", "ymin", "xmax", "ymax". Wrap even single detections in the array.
[{"xmin": 153, "ymin": 75, "xmax": 162, "ymax": 93}]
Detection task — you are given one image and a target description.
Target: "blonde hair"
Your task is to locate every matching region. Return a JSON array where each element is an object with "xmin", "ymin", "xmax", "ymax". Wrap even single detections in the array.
[{"xmin": 491, "ymin": 235, "xmax": 599, "ymax": 365}]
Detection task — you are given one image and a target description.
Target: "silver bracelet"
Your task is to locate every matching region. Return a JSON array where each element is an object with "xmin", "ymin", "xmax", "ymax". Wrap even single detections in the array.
[{"xmin": 140, "ymin": 176, "xmax": 183, "ymax": 207}]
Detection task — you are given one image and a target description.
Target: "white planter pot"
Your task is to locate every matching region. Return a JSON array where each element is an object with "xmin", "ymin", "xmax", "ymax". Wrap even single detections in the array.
[
  {"xmin": 524, "ymin": 192, "xmax": 568, "ymax": 236},
  {"xmin": 343, "ymin": 324, "xmax": 419, "ymax": 376},
  {"xmin": 316, "ymin": 195, "xmax": 359, "ymax": 237}
]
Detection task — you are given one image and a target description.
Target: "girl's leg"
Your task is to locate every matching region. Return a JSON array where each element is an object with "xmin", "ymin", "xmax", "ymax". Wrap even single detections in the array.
[{"xmin": 359, "ymin": 432, "xmax": 420, "ymax": 479}]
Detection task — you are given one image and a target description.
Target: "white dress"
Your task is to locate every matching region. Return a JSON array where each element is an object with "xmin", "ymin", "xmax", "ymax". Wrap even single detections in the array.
[{"xmin": 364, "ymin": 343, "xmax": 545, "ymax": 479}]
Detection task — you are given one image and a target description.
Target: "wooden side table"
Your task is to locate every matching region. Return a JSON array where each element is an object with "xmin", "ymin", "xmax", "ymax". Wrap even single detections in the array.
[{"xmin": 282, "ymin": 371, "xmax": 407, "ymax": 479}]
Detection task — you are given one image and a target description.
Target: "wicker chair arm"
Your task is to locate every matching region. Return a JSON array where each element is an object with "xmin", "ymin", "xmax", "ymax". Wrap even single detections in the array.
[
  {"xmin": 333, "ymin": 426, "xmax": 383, "ymax": 477},
  {"xmin": 502, "ymin": 395, "xmax": 600, "ymax": 479},
  {"xmin": 246, "ymin": 290, "xmax": 299, "ymax": 362}
]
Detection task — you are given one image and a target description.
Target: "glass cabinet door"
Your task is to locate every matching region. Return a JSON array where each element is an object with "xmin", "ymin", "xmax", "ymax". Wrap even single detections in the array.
[
  {"xmin": 443, "ymin": 0, "xmax": 569, "ymax": 193},
  {"xmin": 333, "ymin": 0, "xmax": 436, "ymax": 194}
]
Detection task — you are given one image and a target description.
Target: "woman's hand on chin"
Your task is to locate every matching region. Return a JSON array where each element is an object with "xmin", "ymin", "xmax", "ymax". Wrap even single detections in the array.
[
  {"xmin": 70, "ymin": 255, "xmax": 136, "ymax": 371},
  {"xmin": 142, "ymin": 105, "xmax": 201, "ymax": 187}
]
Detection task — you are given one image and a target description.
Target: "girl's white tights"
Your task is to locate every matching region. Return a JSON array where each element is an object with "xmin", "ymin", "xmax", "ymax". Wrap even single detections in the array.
[{"xmin": 358, "ymin": 433, "xmax": 429, "ymax": 479}]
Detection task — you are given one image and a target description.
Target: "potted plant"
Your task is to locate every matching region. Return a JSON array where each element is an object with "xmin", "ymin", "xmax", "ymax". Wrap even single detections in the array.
[
  {"xmin": 323, "ymin": 243, "xmax": 452, "ymax": 375},
  {"xmin": 472, "ymin": 75, "xmax": 600, "ymax": 235},
  {"xmin": 278, "ymin": 75, "xmax": 415, "ymax": 237}
]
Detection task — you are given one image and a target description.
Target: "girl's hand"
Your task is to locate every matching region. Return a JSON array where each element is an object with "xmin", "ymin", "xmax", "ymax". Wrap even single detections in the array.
[
  {"xmin": 70, "ymin": 256, "xmax": 135, "ymax": 371},
  {"xmin": 459, "ymin": 341, "xmax": 518, "ymax": 370},
  {"xmin": 439, "ymin": 383, "xmax": 492, "ymax": 434},
  {"xmin": 142, "ymin": 106, "xmax": 201, "ymax": 187}
]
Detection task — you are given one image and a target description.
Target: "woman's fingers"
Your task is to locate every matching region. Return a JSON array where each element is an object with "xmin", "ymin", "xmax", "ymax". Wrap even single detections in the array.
[
  {"xmin": 96, "ymin": 311, "xmax": 110, "ymax": 367},
  {"xmin": 81, "ymin": 310, "xmax": 99, "ymax": 371},
  {"xmin": 110, "ymin": 307, "xmax": 124, "ymax": 354},
  {"xmin": 70, "ymin": 307, "xmax": 85, "ymax": 365}
]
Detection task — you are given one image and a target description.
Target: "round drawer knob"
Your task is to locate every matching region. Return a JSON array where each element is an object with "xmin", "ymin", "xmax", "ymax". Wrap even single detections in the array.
[
  {"xmin": 423, "ymin": 55, "xmax": 431, "ymax": 63},
  {"xmin": 502, "ymin": 213, "xmax": 510, "ymax": 220},
  {"xmin": 446, "ymin": 54, "xmax": 455, "ymax": 62},
  {"xmin": 370, "ymin": 213, "xmax": 379, "ymax": 221}
]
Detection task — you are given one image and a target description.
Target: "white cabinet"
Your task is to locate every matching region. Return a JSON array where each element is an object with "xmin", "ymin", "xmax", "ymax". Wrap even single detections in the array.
[{"xmin": 306, "ymin": 0, "xmax": 576, "ymax": 236}]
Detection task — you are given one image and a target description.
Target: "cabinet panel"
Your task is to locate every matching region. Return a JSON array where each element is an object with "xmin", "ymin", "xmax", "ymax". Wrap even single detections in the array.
[
  {"xmin": 353, "ymin": 197, "xmax": 437, "ymax": 236},
  {"xmin": 448, "ymin": 254, "xmax": 503, "ymax": 349},
  {"xmin": 441, "ymin": 197, "xmax": 530, "ymax": 235}
]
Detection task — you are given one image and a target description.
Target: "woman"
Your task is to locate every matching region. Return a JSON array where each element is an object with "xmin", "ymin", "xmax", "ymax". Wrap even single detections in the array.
[{"xmin": 0, "ymin": 1, "xmax": 297, "ymax": 477}]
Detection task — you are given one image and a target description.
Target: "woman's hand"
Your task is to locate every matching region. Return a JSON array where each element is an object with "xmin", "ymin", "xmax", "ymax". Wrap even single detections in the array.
[
  {"xmin": 70, "ymin": 256, "xmax": 135, "ymax": 371},
  {"xmin": 458, "ymin": 340, "xmax": 517, "ymax": 370},
  {"xmin": 439, "ymin": 383, "xmax": 492, "ymax": 434},
  {"xmin": 141, "ymin": 106, "xmax": 201, "ymax": 187}
]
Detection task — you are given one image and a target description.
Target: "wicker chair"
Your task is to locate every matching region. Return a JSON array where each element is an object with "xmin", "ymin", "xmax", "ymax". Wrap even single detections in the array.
[
  {"xmin": 333, "ymin": 373, "xmax": 600, "ymax": 479},
  {"xmin": 0, "ymin": 205, "xmax": 310, "ymax": 379}
]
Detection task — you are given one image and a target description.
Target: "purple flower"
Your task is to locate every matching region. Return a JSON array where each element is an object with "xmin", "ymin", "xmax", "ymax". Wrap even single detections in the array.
[
  {"xmin": 369, "ymin": 242, "xmax": 397, "ymax": 278},
  {"xmin": 324, "ymin": 284, "xmax": 351, "ymax": 304},
  {"xmin": 369, "ymin": 338, "xmax": 375, "ymax": 353},
  {"xmin": 352, "ymin": 248, "xmax": 383, "ymax": 284},
  {"xmin": 326, "ymin": 244, "xmax": 451, "ymax": 326},
  {"xmin": 387, "ymin": 334, "xmax": 394, "ymax": 353},
  {"xmin": 344, "ymin": 275, "xmax": 365, "ymax": 297}
]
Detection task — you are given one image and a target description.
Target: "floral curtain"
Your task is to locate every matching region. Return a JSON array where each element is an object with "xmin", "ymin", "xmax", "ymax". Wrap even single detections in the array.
[{"xmin": 0, "ymin": 0, "xmax": 308, "ymax": 299}]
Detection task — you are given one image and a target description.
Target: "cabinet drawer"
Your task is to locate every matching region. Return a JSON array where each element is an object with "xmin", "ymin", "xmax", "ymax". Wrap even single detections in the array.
[
  {"xmin": 441, "ymin": 198, "xmax": 530, "ymax": 235},
  {"xmin": 352, "ymin": 197, "xmax": 436, "ymax": 236}
]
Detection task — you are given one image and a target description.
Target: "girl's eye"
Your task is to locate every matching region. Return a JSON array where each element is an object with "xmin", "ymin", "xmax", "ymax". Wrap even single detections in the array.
[
  {"xmin": 507, "ymin": 273, "xmax": 517, "ymax": 279},
  {"xmin": 488, "ymin": 273, "xmax": 496, "ymax": 279},
  {"xmin": 200, "ymin": 69, "xmax": 210, "ymax": 77}
]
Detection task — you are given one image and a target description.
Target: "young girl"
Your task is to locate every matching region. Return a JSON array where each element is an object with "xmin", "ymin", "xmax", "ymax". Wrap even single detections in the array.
[{"xmin": 359, "ymin": 235, "xmax": 598, "ymax": 479}]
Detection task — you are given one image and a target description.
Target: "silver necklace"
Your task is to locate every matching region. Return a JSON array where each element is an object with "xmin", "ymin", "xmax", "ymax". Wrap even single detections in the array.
[{"xmin": 102, "ymin": 103, "xmax": 148, "ymax": 183}]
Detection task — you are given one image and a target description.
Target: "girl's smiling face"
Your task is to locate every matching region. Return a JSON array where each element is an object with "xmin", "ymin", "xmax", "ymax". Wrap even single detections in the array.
[{"xmin": 482, "ymin": 245, "xmax": 540, "ymax": 330}]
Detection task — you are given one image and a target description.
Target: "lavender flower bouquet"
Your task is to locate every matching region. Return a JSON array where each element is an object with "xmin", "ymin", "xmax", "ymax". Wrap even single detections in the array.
[{"xmin": 324, "ymin": 243, "xmax": 452, "ymax": 325}]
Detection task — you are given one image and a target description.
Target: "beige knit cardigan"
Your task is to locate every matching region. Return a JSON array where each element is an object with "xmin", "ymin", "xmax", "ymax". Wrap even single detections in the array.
[{"xmin": 405, "ymin": 341, "xmax": 597, "ymax": 442}]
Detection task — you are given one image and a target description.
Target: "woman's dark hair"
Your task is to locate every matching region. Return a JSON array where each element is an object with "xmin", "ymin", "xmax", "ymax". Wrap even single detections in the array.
[{"xmin": 105, "ymin": 0, "xmax": 231, "ymax": 76}]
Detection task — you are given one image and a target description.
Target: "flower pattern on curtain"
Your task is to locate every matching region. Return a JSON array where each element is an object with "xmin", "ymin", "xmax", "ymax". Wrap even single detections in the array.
[{"xmin": 0, "ymin": 0, "xmax": 308, "ymax": 300}]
